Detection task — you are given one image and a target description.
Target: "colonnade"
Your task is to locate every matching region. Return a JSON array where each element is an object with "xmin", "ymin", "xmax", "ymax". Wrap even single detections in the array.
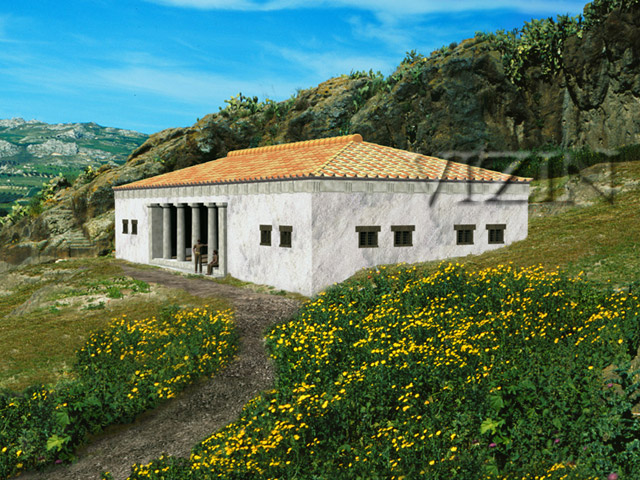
[{"xmin": 148, "ymin": 202, "xmax": 227, "ymax": 275}]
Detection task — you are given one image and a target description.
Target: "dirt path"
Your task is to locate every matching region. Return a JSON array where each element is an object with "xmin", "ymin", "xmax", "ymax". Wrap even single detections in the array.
[{"xmin": 18, "ymin": 265, "xmax": 304, "ymax": 480}]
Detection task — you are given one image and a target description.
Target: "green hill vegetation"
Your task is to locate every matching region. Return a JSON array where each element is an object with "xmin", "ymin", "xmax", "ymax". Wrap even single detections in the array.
[{"xmin": 0, "ymin": 119, "xmax": 147, "ymax": 217}]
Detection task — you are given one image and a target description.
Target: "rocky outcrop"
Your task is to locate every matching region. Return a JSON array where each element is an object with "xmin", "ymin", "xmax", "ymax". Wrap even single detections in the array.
[
  {"xmin": 26, "ymin": 139, "xmax": 79, "ymax": 157},
  {"xmin": 1, "ymin": 2, "xmax": 639, "ymax": 267},
  {"xmin": 0, "ymin": 118, "xmax": 39, "ymax": 128},
  {"xmin": 562, "ymin": 4, "xmax": 640, "ymax": 148},
  {"xmin": 0, "ymin": 140, "xmax": 20, "ymax": 158}
]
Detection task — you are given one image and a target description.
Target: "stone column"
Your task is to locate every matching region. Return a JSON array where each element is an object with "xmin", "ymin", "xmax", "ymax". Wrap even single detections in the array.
[
  {"xmin": 176, "ymin": 203, "xmax": 186, "ymax": 261},
  {"xmin": 190, "ymin": 203, "xmax": 201, "ymax": 268},
  {"xmin": 147, "ymin": 204, "xmax": 162, "ymax": 260},
  {"xmin": 162, "ymin": 203, "xmax": 172, "ymax": 259},
  {"xmin": 206, "ymin": 203, "xmax": 218, "ymax": 261},
  {"xmin": 217, "ymin": 203, "xmax": 227, "ymax": 276}
]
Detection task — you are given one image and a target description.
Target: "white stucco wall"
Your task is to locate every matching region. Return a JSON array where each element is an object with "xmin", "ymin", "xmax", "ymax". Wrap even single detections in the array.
[
  {"xmin": 310, "ymin": 180, "xmax": 529, "ymax": 294},
  {"xmin": 114, "ymin": 195, "xmax": 150, "ymax": 264},
  {"xmin": 226, "ymin": 192, "xmax": 313, "ymax": 295}
]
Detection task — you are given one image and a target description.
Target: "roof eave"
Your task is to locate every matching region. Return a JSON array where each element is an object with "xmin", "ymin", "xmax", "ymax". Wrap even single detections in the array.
[{"xmin": 112, "ymin": 175, "xmax": 532, "ymax": 192}]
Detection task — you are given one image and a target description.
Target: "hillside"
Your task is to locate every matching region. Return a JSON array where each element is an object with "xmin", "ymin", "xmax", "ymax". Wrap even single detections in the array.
[
  {"xmin": 2, "ymin": 159, "xmax": 640, "ymax": 477},
  {"xmin": 0, "ymin": 118, "xmax": 147, "ymax": 215},
  {"xmin": 0, "ymin": 0, "xmax": 638, "ymax": 267}
]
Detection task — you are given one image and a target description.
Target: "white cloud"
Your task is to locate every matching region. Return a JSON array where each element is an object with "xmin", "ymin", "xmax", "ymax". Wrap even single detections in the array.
[
  {"xmin": 265, "ymin": 44, "xmax": 395, "ymax": 79},
  {"xmin": 329, "ymin": 1, "xmax": 585, "ymax": 16},
  {"xmin": 144, "ymin": 0, "xmax": 585, "ymax": 16},
  {"xmin": 346, "ymin": 14, "xmax": 411, "ymax": 50},
  {"xmin": 96, "ymin": 66, "xmax": 250, "ymax": 103},
  {"xmin": 95, "ymin": 65, "xmax": 302, "ymax": 106}
]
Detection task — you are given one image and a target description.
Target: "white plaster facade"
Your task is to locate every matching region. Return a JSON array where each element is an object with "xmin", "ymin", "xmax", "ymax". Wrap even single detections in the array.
[{"xmin": 114, "ymin": 177, "xmax": 529, "ymax": 297}]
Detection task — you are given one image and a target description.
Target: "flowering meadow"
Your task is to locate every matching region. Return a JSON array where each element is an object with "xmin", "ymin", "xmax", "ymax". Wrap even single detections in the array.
[
  {"xmin": 0, "ymin": 307, "xmax": 237, "ymax": 479},
  {"xmin": 128, "ymin": 263, "xmax": 640, "ymax": 479}
]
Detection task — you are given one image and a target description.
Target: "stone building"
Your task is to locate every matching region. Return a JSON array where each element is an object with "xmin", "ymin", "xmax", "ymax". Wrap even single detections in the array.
[{"xmin": 113, "ymin": 134, "xmax": 531, "ymax": 296}]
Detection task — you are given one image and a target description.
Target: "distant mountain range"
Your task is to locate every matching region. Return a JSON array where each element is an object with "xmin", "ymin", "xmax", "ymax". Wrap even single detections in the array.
[{"xmin": 0, "ymin": 118, "xmax": 147, "ymax": 215}]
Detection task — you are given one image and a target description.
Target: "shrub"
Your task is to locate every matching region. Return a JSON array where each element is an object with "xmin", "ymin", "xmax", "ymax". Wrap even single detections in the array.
[
  {"xmin": 0, "ymin": 307, "xmax": 237, "ymax": 478},
  {"xmin": 129, "ymin": 264, "xmax": 640, "ymax": 479}
]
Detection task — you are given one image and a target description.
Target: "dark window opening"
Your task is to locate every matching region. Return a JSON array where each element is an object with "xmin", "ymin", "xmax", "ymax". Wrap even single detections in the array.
[
  {"xmin": 260, "ymin": 225, "xmax": 272, "ymax": 246},
  {"xmin": 280, "ymin": 225, "xmax": 292, "ymax": 248},
  {"xmin": 131, "ymin": 220, "xmax": 138, "ymax": 235},
  {"xmin": 356, "ymin": 226, "xmax": 380, "ymax": 248},
  {"xmin": 454, "ymin": 224, "xmax": 475, "ymax": 245},
  {"xmin": 122, "ymin": 219, "xmax": 128, "ymax": 234},
  {"xmin": 487, "ymin": 224, "xmax": 506, "ymax": 244},
  {"xmin": 391, "ymin": 225, "xmax": 415, "ymax": 247}
]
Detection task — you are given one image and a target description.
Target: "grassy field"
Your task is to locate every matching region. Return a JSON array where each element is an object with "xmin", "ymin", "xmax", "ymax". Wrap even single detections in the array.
[{"xmin": 0, "ymin": 257, "xmax": 232, "ymax": 392}]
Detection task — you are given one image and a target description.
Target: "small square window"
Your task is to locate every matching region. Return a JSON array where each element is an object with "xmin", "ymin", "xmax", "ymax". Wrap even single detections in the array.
[
  {"xmin": 131, "ymin": 220, "xmax": 138, "ymax": 235},
  {"xmin": 487, "ymin": 224, "xmax": 506, "ymax": 244},
  {"xmin": 391, "ymin": 225, "xmax": 415, "ymax": 247},
  {"xmin": 454, "ymin": 224, "xmax": 475, "ymax": 245},
  {"xmin": 260, "ymin": 225, "xmax": 272, "ymax": 246},
  {"xmin": 122, "ymin": 219, "xmax": 129, "ymax": 234},
  {"xmin": 356, "ymin": 226, "xmax": 380, "ymax": 248},
  {"xmin": 279, "ymin": 225, "xmax": 292, "ymax": 248}
]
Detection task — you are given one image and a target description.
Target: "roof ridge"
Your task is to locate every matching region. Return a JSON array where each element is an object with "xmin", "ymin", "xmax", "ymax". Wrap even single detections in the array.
[
  {"xmin": 227, "ymin": 133, "xmax": 363, "ymax": 157},
  {"xmin": 310, "ymin": 136, "xmax": 364, "ymax": 176}
]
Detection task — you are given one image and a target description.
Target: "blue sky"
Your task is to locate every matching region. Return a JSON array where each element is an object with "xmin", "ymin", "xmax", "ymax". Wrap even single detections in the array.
[{"xmin": 0, "ymin": 1, "xmax": 586, "ymax": 134}]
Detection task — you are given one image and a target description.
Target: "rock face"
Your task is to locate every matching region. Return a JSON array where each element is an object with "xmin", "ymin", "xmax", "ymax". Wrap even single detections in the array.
[
  {"xmin": 1, "ymin": 2, "xmax": 639, "ymax": 266},
  {"xmin": 0, "ymin": 140, "xmax": 20, "ymax": 158},
  {"xmin": 0, "ymin": 118, "xmax": 39, "ymax": 128},
  {"xmin": 562, "ymin": 6, "xmax": 640, "ymax": 148},
  {"xmin": 26, "ymin": 139, "xmax": 79, "ymax": 157}
]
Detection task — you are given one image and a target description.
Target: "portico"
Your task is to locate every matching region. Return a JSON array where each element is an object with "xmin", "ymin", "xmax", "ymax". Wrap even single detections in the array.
[{"xmin": 146, "ymin": 202, "xmax": 227, "ymax": 275}]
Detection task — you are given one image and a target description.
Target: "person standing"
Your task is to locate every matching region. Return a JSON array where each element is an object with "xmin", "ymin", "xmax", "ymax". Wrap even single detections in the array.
[{"xmin": 193, "ymin": 239, "xmax": 204, "ymax": 273}]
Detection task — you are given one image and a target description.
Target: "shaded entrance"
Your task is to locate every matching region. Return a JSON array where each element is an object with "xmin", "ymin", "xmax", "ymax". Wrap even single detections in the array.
[{"xmin": 149, "ymin": 202, "xmax": 227, "ymax": 276}]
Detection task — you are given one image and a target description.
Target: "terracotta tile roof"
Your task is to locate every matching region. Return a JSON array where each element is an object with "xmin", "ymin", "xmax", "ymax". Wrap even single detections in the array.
[{"xmin": 114, "ymin": 134, "xmax": 532, "ymax": 190}]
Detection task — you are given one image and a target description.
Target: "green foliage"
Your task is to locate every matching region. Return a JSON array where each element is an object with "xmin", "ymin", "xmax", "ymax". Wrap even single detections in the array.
[
  {"xmin": 583, "ymin": 0, "xmax": 640, "ymax": 29},
  {"xmin": 401, "ymin": 49, "xmax": 425, "ymax": 65},
  {"xmin": 488, "ymin": 0, "xmax": 639, "ymax": 86},
  {"xmin": 349, "ymin": 69, "xmax": 391, "ymax": 113},
  {"xmin": 83, "ymin": 276, "xmax": 151, "ymax": 296},
  {"xmin": 76, "ymin": 165, "xmax": 98, "ymax": 185},
  {"xmin": 128, "ymin": 264, "xmax": 640, "ymax": 479},
  {"xmin": 0, "ymin": 174, "xmax": 69, "ymax": 226},
  {"xmin": 490, "ymin": 15, "xmax": 581, "ymax": 85},
  {"xmin": 0, "ymin": 307, "xmax": 237, "ymax": 478},
  {"xmin": 0, "ymin": 202, "xmax": 27, "ymax": 227},
  {"xmin": 218, "ymin": 92, "xmax": 296, "ymax": 126},
  {"xmin": 222, "ymin": 93, "xmax": 261, "ymax": 117},
  {"xmin": 84, "ymin": 301, "xmax": 105, "ymax": 310},
  {"xmin": 106, "ymin": 286, "xmax": 123, "ymax": 299},
  {"xmin": 0, "ymin": 191, "xmax": 22, "ymax": 205}
]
